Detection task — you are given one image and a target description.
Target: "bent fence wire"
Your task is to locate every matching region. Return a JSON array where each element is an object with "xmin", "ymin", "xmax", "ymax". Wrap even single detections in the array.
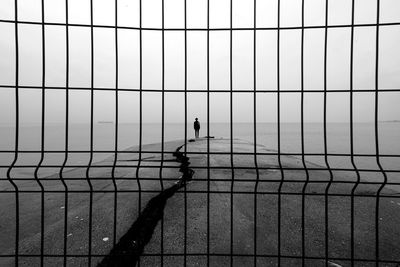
[{"xmin": 1, "ymin": 0, "xmax": 400, "ymax": 266}]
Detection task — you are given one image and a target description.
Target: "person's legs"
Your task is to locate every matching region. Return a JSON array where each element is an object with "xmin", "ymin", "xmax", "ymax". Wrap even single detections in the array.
[{"xmin": 195, "ymin": 129, "xmax": 199, "ymax": 138}]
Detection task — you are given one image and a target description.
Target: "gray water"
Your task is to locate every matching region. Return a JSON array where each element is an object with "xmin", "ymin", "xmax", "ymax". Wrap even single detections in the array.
[{"xmin": 0, "ymin": 122, "xmax": 399, "ymax": 179}]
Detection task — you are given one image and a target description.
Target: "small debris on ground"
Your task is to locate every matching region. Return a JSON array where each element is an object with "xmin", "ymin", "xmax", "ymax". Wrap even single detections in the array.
[
  {"xmin": 67, "ymin": 233, "xmax": 72, "ymax": 237},
  {"xmin": 103, "ymin": 237, "xmax": 109, "ymax": 242},
  {"xmin": 60, "ymin": 206, "xmax": 65, "ymax": 209}
]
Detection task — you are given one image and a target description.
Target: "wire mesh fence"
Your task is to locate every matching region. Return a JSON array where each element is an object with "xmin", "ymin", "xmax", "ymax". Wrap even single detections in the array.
[{"xmin": 1, "ymin": 0, "xmax": 400, "ymax": 266}]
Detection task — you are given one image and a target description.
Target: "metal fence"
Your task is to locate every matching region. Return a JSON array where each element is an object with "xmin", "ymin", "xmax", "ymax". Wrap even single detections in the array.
[{"xmin": 1, "ymin": 0, "xmax": 400, "ymax": 266}]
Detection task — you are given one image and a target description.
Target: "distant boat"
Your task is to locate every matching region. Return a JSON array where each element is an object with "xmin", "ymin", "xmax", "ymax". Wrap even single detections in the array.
[{"xmin": 97, "ymin": 121, "xmax": 114, "ymax": 124}]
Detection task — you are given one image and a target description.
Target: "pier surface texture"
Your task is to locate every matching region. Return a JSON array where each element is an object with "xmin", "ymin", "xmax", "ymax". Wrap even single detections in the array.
[{"xmin": 1, "ymin": 138, "xmax": 399, "ymax": 266}]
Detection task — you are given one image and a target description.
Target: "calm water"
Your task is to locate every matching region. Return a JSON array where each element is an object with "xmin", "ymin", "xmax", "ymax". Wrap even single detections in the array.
[{"xmin": 0, "ymin": 122, "xmax": 399, "ymax": 178}]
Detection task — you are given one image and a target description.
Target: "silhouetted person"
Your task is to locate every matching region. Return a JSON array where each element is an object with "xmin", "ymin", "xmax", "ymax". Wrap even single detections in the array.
[{"xmin": 194, "ymin": 118, "xmax": 200, "ymax": 138}]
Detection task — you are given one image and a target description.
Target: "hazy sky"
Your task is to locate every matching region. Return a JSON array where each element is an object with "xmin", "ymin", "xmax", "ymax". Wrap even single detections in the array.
[{"xmin": 0, "ymin": 0, "xmax": 399, "ymax": 124}]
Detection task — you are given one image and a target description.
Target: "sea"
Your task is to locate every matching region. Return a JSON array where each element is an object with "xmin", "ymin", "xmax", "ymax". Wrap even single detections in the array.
[{"xmin": 0, "ymin": 122, "xmax": 399, "ymax": 180}]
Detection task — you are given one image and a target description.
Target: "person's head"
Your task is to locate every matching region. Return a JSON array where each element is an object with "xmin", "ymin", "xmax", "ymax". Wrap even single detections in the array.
[{"xmin": 195, "ymin": 118, "xmax": 198, "ymax": 121}]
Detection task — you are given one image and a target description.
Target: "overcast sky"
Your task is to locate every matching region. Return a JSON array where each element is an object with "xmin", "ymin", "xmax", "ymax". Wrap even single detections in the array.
[{"xmin": 0, "ymin": 0, "xmax": 399, "ymax": 124}]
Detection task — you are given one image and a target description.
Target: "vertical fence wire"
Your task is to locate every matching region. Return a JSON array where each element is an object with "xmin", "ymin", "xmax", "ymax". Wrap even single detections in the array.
[
  {"xmin": 59, "ymin": 0, "xmax": 70, "ymax": 265},
  {"xmin": 323, "ymin": 1, "xmax": 334, "ymax": 266},
  {"xmin": 160, "ymin": 0, "xmax": 166, "ymax": 264},
  {"xmin": 349, "ymin": 0, "xmax": 361, "ymax": 266},
  {"xmin": 374, "ymin": 1, "xmax": 388, "ymax": 265},
  {"xmin": 7, "ymin": 0, "xmax": 20, "ymax": 266},
  {"xmin": 299, "ymin": 0, "xmax": 311, "ymax": 265},
  {"xmin": 252, "ymin": 1, "xmax": 260, "ymax": 266},
  {"xmin": 206, "ymin": 0, "xmax": 211, "ymax": 265},
  {"xmin": 135, "ymin": 1, "xmax": 143, "ymax": 266},
  {"xmin": 35, "ymin": 1, "xmax": 47, "ymax": 265},
  {"xmin": 183, "ymin": 0, "xmax": 188, "ymax": 266},
  {"xmin": 229, "ymin": 1, "xmax": 235, "ymax": 267},
  {"xmin": 112, "ymin": 0, "xmax": 120, "ymax": 250},
  {"xmin": 276, "ymin": 1, "xmax": 284, "ymax": 266},
  {"xmin": 87, "ymin": 0, "xmax": 95, "ymax": 265}
]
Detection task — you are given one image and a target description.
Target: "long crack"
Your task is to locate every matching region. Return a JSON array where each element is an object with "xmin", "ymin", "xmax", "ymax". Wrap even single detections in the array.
[{"xmin": 98, "ymin": 144, "xmax": 194, "ymax": 267}]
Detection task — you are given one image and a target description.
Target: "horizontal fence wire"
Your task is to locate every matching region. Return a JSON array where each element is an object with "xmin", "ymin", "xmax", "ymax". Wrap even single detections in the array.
[
  {"xmin": 1, "ymin": 0, "xmax": 400, "ymax": 266},
  {"xmin": 1, "ymin": 18, "xmax": 400, "ymax": 30},
  {"xmin": 1, "ymin": 85, "xmax": 400, "ymax": 92}
]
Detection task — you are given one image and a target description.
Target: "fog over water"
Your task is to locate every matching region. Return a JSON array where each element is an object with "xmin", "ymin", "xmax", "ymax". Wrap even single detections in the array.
[
  {"xmin": 0, "ymin": 122, "xmax": 399, "ymax": 181},
  {"xmin": 0, "ymin": 0, "xmax": 400, "ymax": 125}
]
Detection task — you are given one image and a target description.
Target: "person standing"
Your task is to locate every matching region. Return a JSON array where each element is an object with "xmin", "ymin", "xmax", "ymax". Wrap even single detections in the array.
[{"xmin": 194, "ymin": 118, "xmax": 200, "ymax": 138}]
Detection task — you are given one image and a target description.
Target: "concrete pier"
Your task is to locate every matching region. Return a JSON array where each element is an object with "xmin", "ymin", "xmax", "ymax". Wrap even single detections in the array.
[{"xmin": 1, "ymin": 138, "xmax": 400, "ymax": 266}]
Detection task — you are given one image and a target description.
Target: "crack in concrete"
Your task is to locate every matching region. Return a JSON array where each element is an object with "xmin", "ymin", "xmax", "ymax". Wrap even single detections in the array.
[{"xmin": 98, "ymin": 143, "xmax": 194, "ymax": 267}]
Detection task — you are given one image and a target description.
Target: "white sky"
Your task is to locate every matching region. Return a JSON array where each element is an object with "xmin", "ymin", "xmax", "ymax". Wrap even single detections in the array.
[{"xmin": 0, "ymin": 0, "xmax": 400, "ymax": 124}]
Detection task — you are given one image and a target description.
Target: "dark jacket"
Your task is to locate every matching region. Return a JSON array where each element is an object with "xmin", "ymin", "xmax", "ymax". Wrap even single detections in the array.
[{"xmin": 194, "ymin": 121, "xmax": 200, "ymax": 130}]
